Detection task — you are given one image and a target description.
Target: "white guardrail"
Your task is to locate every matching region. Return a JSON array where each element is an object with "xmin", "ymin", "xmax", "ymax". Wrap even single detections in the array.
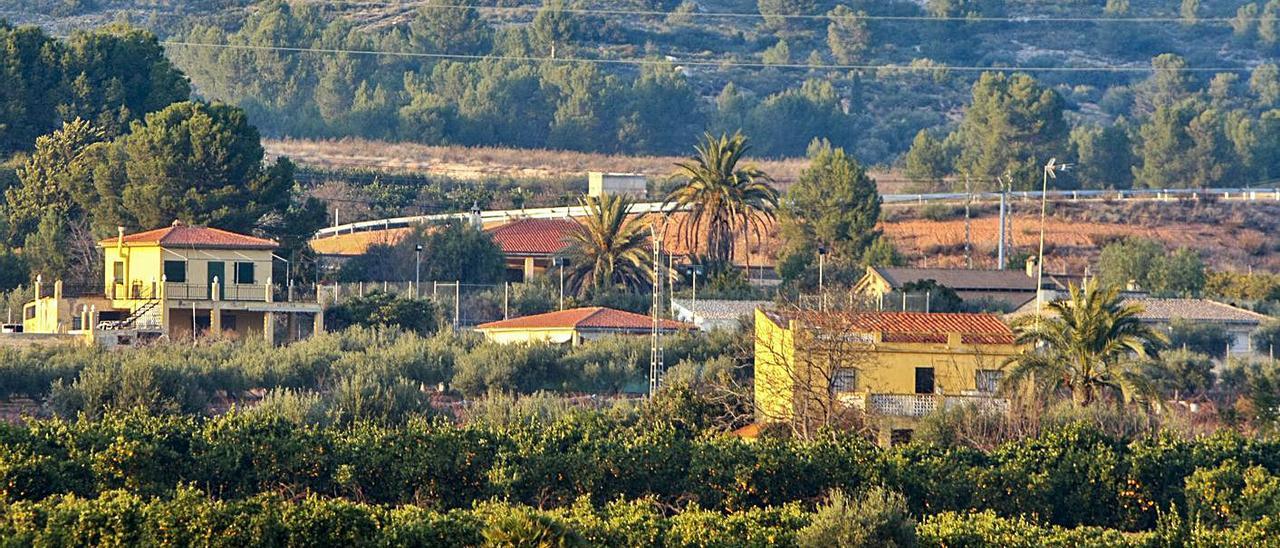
[{"xmin": 314, "ymin": 187, "xmax": 1280, "ymax": 239}]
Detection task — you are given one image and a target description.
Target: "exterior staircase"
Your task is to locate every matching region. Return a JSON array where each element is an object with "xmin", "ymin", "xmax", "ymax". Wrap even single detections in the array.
[{"xmin": 101, "ymin": 289, "xmax": 163, "ymax": 331}]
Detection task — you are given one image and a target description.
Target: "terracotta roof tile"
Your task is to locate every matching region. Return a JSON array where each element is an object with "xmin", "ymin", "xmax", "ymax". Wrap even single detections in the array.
[
  {"xmin": 486, "ymin": 218, "xmax": 579, "ymax": 256},
  {"xmin": 476, "ymin": 306, "xmax": 690, "ymax": 332},
  {"xmin": 767, "ymin": 310, "xmax": 1015, "ymax": 345},
  {"xmin": 98, "ymin": 222, "xmax": 278, "ymax": 250}
]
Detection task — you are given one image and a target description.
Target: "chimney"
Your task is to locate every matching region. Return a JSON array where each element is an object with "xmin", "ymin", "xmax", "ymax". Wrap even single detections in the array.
[
  {"xmin": 1025, "ymin": 256, "xmax": 1037, "ymax": 278},
  {"xmin": 469, "ymin": 202, "xmax": 483, "ymax": 230},
  {"xmin": 117, "ymin": 226, "xmax": 125, "ymax": 251}
]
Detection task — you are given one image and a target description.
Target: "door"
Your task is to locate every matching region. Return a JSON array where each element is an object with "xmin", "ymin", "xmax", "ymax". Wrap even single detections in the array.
[
  {"xmin": 915, "ymin": 367, "xmax": 935, "ymax": 394},
  {"xmin": 207, "ymin": 261, "xmax": 225, "ymax": 300}
]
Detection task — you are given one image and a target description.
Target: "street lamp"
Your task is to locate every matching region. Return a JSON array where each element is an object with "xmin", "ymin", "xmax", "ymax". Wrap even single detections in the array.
[
  {"xmin": 817, "ymin": 244, "xmax": 828, "ymax": 311},
  {"xmin": 1035, "ymin": 158, "xmax": 1071, "ymax": 317},
  {"xmin": 414, "ymin": 244, "xmax": 423, "ymax": 299},
  {"xmin": 684, "ymin": 264, "xmax": 704, "ymax": 326},
  {"xmin": 553, "ymin": 256, "xmax": 568, "ymax": 310}
]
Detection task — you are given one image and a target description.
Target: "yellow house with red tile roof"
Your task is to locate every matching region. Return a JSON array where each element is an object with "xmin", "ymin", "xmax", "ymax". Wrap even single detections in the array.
[
  {"xmin": 754, "ymin": 308, "xmax": 1020, "ymax": 437},
  {"xmin": 476, "ymin": 306, "xmax": 689, "ymax": 345},
  {"xmin": 23, "ymin": 221, "xmax": 323, "ymax": 345}
]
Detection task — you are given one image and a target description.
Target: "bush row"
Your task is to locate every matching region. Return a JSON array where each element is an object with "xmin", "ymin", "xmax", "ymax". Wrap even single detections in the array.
[
  {"xmin": 0, "ymin": 327, "xmax": 739, "ymax": 416},
  {"xmin": 2, "ymin": 412, "xmax": 1279, "ymax": 531},
  {"xmin": 2, "ymin": 489, "xmax": 1276, "ymax": 547}
]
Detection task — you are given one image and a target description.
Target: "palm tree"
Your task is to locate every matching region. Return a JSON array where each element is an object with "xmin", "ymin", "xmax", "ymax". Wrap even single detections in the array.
[
  {"xmin": 562, "ymin": 193, "xmax": 652, "ymax": 297},
  {"xmin": 666, "ymin": 131, "xmax": 779, "ymax": 265},
  {"xmin": 1003, "ymin": 279, "xmax": 1168, "ymax": 407}
]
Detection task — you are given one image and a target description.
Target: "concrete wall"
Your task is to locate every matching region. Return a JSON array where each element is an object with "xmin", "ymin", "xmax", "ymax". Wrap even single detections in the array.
[
  {"xmin": 0, "ymin": 332, "xmax": 82, "ymax": 348},
  {"xmin": 588, "ymin": 172, "xmax": 647, "ymax": 198}
]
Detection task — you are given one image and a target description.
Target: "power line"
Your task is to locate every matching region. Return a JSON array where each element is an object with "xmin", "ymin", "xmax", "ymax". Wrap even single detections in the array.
[
  {"xmin": 160, "ymin": 40, "xmax": 1259, "ymax": 73},
  {"xmin": 301, "ymin": 1, "xmax": 1261, "ymax": 24}
]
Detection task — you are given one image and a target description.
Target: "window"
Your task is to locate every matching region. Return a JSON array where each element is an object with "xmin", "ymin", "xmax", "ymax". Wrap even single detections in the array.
[
  {"xmin": 112, "ymin": 262, "xmax": 125, "ymax": 284},
  {"xmin": 976, "ymin": 370, "xmax": 1003, "ymax": 394},
  {"xmin": 163, "ymin": 261, "xmax": 187, "ymax": 283},
  {"xmin": 915, "ymin": 367, "xmax": 936, "ymax": 394},
  {"xmin": 234, "ymin": 262, "xmax": 254, "ymax": 285},
  {"xmin": 831, "ymin": 368, "xmax": 858, "ymax": 394}
]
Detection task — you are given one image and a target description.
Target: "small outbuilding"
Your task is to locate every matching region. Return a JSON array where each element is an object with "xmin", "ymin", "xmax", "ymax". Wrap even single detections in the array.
[{"xmin": 475, "ymin": 306, "xmax": 690, "ymax": 345}]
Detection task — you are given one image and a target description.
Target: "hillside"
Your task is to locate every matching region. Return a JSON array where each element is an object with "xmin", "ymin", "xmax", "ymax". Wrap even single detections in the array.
[
  {"xmin": 265, "ymin": 137, "xmax": 831, "ymax": 185},
  {"xmin": 5, "ymin": 0, "xmax": 1278, "ymax": 176}
]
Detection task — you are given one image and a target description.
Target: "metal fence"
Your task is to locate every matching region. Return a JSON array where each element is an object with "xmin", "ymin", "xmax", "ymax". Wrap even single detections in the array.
[{"xmin": 317, "ymin": 281, "xmax": 515, "ymax": 327}]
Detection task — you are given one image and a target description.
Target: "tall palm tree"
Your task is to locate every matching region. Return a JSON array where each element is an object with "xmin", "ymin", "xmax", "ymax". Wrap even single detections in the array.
[
  {"xmin": 666, "ymin": 131, "xmax": 780, "ymax": 265},
  {"xmin": 1003, "ymin": 280, "xmax": 1168, "ymax": 407},
  {"xmin": 562, "ymin": 193, "xmax": 652, "ymax": 297}
]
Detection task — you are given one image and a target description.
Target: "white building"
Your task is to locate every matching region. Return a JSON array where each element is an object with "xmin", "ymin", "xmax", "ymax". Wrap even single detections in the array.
[
  {"xmin": 1010, "ymin": 294, "xmax": 1271, "ymax": 358},
  {"xmin": 588, "ymin": 172, "xmax": 647, "ymax": 198}
]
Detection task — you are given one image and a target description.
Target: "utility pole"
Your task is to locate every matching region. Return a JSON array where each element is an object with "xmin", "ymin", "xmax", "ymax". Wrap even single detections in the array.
[
  {"xmin": 649, "ymin": 219, "xmax": 666, "ymax": 397},
  {"xmin": 997, "ymin": 176, "xmax": 1007, "ymax": 270},
  {"xmin": 964, "ymin": 175, "xmax": 972, "ymax": 269},
  {"xmin": 414, "ymin": 244, "xmax": 423, "ymax": 299},
  {"xmin": 556, "ymin": 257, "xmax": 566, "ymax": 311},
  {"xmin": 817, "ymin": 244, "xmax": 827, "ymax": 312}
]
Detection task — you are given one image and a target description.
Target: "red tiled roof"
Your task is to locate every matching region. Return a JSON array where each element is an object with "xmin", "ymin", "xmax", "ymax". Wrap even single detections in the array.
[
  {"xmin": 98, "ymin": 222, "xmax": 278, "ymax": 250},
  {"xmin": 767, "ymin": 310, "xmax": 1015, "ymax": 345},
  {"xmin": 476, "ymin": 306, "xmax": 690, "ymax": 332},
  {"xmin": 485, "ymin": 218, "xmax": 579, "ymax": 256}
]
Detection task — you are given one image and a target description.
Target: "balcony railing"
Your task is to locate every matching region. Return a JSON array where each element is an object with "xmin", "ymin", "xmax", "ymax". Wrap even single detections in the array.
[
  {"xmin": 861, "ymin": 393, "xmax": 1009, "ymax": 418},
  {"xmin": 165, "ymin": 283, "xmax": 270, "ymax": 302},
  {"xmin": 109, "ymin": 281, "xmax": 319, "ymax": 303}
]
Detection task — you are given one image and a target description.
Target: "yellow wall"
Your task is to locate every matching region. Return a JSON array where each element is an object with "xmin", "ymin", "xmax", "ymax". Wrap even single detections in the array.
[
  {"xmin": 753, "ymin": 308, "xmax": 796, "ymax": 423},
  {"xmin": 104, "ymin": 244, "xmax": 273, "ymax": 304},
  {"xmin": 753, "ymin": 309, "xmax": 1018, "ymax": 423},
  {"xmin": 479, "ymin": 327, "xmax": 580, "ymax": 345}
]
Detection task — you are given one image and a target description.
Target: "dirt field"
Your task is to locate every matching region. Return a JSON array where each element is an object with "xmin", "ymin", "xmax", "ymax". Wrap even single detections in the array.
[{"xmin": 312, "ymin": 199, "xmax": 1280, "ymax": 275}]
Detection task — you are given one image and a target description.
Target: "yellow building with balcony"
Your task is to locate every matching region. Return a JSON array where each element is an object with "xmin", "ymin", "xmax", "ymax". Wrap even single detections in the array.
[
  {"xmin": 754, "ymin": 308, "xmax": 1019, "ymax": 442},
  {"xmin": 23, "ymin": 221, "xmax": 323, "ymax": 345}
]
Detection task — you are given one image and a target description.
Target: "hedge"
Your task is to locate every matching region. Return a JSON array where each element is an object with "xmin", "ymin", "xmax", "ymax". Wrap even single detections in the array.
[
  {"xmin": 2, "ymin": 412, "xmax": 1279, "ymax": 532},
  {"xmin": 2, "ymin": 491, "xmax": 1277, "ymax": 548}
]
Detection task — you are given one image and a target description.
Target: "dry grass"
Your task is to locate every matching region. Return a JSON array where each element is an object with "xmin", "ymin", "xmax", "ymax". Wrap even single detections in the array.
[{"xmin": 265, "ymin": 137, "xmax": 904, "ymax": 190}]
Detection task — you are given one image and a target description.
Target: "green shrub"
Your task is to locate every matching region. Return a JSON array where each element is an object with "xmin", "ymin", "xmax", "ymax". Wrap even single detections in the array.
[
  {"xmin": 1185, "ymin": 460, "xmax": 1280, "ymax": 528},
  {"xmin": 326, "ymin": 291, "xmax": 440, "ymax": 335},
  {"xmin": 796, "ymin": 487, "xmax": 915, "ymax": 548},
  {"xmin": 452, "ymin": 342, "xmax": 566, "ymax": 396},
  {"xmin": 916, "ymin": 511, "xmax": 1149, "ymax": 547},
  {"xmin": 481, "ymin": 505, "xmax": 586, "ymax": 547}
]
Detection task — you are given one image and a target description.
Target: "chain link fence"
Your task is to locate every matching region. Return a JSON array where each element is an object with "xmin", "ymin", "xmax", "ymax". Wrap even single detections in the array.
[{"xmin": 317, "ymin": 281, "xmax": 524, "ymax": 327}]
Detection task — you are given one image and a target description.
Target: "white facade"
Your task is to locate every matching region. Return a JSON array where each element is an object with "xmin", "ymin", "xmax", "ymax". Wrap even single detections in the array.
[{"xmin": 588, "ymin": 172, "xmax": 647, "ymax": 198}]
